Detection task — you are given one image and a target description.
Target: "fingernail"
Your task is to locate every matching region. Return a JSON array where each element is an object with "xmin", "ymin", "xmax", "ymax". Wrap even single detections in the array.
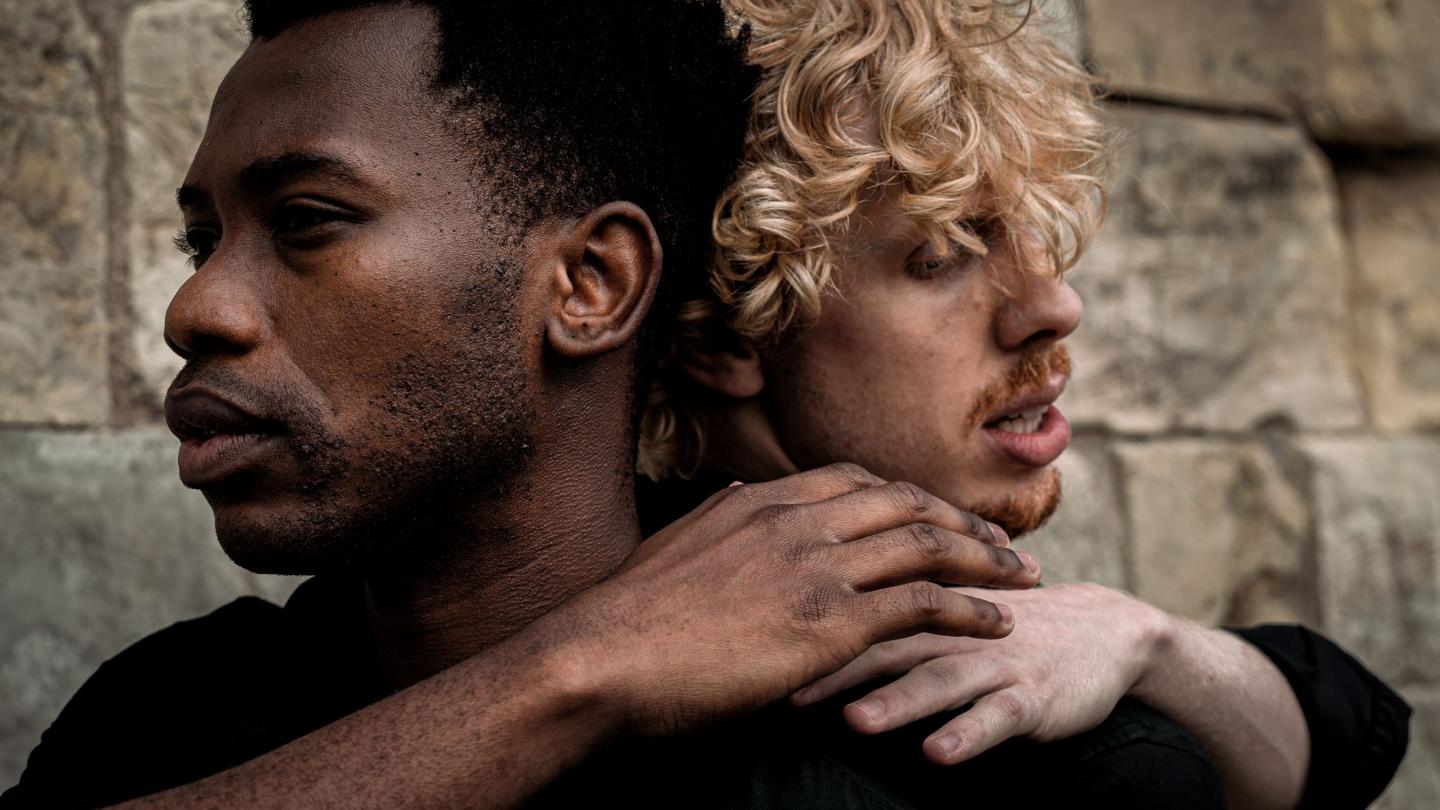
[
  {"xmin": 850, "ymin": 698, "xmax": 886, "ymax": 723},
  {"xmin": 987, "ymin": 522, "xmax": 1010, "ymax": 547},
  {"xmin": 996, "ymin": 603, "xmax": 1014, "ymax": 625},
  {"xmin": 791, "ymin": 686, "xmax": 811, "ymax": 704},
  {"xmin": 1016, "ymin": 550, "xmax": 1040, "ymax": 575},
  {"xmin": 728, "ymin": 480, "xmax": 744, "ymax": 488},
  {"xmin": 932, "ymin": 733, "xmax": 961, "ymax": 756}
]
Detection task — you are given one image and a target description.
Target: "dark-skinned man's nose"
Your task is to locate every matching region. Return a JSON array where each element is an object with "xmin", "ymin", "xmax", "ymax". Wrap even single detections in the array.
[
  {"xmin": 993, "ymin": 270, "xmax": 1083, "ymax": 352},
  {"xmin": 163, "ymin": 259, "xmax": 268, "ymax": 361}
]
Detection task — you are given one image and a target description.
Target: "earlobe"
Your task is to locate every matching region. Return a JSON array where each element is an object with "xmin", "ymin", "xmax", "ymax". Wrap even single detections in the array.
[
  {"xmin": 545, "ymin": 201, "xmax": 662, "ymax": 359},
  {"xmin": 680, "ymin": 338, "xmax": 765, "ymax": 399}
]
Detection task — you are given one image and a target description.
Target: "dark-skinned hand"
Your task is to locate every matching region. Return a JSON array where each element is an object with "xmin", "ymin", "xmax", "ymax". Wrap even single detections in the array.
[{"xmin": 540, "ymin": 463, "xmax": 1042, "ymax": 737}]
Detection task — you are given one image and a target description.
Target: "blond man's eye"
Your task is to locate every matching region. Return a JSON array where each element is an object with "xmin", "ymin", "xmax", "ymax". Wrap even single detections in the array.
[{"xmin": 905, "ymin": 256, "xmax": 950, "ymax": 279}]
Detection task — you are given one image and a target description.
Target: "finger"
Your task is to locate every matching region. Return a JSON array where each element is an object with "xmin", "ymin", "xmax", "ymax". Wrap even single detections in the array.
[
  {"xmin": 792, "ymin": 635, "xmax": 960, "ymax": 706},
  {"xmin": 858, "ymin": 581, "xmax": 1014, "ymax": 645},
  {"xmin": 738, "ymin": 462, "xmax": 885, "ymax": 506},
  {"xmin": 843, "ymin": 655, "xmax": 1007, "ymax": 734},
  {"xmin": 838, "ymin": 522, "xmax": 1039, "ymax": 591},
  {"xmin": 803, "ymin": 480, "xmax": 1009, "ymax": 547},
  {"xmin": 923, "ymin": 689, "xmax": 1036, "ymax": 765}
]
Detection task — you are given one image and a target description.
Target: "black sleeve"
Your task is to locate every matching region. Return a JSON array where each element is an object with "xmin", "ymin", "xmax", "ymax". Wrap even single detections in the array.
[
  {"xmin": 784, "ymin": 692, "xmax": 1224, "ymax": 810},
  {"xmin": 0, "ymin": 597, "xmax": 285, "ymax": 810},
  {"xmin": 1229, "ymin": 624, "xmax": 1411, "ymax": 810}
]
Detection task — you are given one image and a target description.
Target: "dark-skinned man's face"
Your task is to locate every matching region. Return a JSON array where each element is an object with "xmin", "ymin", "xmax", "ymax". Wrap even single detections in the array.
[{"xmin": 164, "ymin": 6, "xmax": 534, "ymax": 573}]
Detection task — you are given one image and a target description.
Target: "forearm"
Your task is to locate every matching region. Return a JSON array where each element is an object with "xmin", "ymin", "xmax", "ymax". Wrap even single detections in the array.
[
  {"xmin": 1131, "ymin": 615, "xmax": 1309, "ymax": 810},
  {"xmin": 116, "ymin": 628, "xmax": 617, "ymax": 810}
]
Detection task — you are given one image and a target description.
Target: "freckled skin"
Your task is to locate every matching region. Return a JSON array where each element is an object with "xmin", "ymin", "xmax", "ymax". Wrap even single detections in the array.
[{"xmin": 757, "ymin": 184, "xmax": 1082, "ymax": 535}]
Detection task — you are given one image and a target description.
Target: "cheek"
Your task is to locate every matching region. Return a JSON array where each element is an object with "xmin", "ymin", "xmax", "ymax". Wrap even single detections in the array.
[
  {"xmin": 270, "ymin": 227, "xmax": 507, "ymax": 428},
  {"xmin": 766, "ymin": 290, "xmax": 992, "ymax": 474}
]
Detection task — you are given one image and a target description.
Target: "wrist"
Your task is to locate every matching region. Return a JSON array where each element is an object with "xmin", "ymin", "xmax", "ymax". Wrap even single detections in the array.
[
  {"xmin": 1128, "ymin": 600, "xmax": 1184, "ymax": 704},
  {"xmin": 510, "ymin": 599, "xmax": 633, "ymax": 752}
]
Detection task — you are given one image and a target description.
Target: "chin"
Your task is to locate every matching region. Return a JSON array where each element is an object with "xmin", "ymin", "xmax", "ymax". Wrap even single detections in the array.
[
  {"xmin": 210, "ymin": 500, "xmax": 363, "ymax": 575},
  {"xmin": 966, "ymin": 468, "xmax": 1062, "ymax": 538}
]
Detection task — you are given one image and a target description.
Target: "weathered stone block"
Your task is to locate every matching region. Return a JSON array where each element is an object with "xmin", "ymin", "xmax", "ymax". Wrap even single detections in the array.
[
  {"xmin": 1064, "ymin": 105, "xmax": 1363, "ymax": 433},
  {"xmin": 1080, "ymin": 0, "xmax": 1320, "ymax": 116},
  {"xmin": 1081, "ymin": 0, "xmax": 1440, "ymax": 146},
  {"xmin": 124, "ymin": 0, "xmax": 248, "ymax": 408},
  {"xmin": 0, "ymin": 0, "xmax": 108, "ymax": 425},
  {"xmin": 1310, "ymin": 0, "xmax": 1440, "ymax": 146},
  {"xmin": 1338, "ymin": 158, "xmax": 1440, "ymax": 432},
  {"xmin": 1117, "ymin": 439, "xmax": 1311, "ymax": 626},
  {"xmin": 1373, "ymin": 685, "xmax": 1440, "ymax": 810},
  {"xmin": 0, "ymin": 429, "xmax": 297, "ymax": 788},
  {"xmin": 1306, "ymin": 437, "xmax": 1440, "ymax": 687},
  {"xmin": 1018, "ymin": 436, "xmax": 1127, "ymax": 590}
]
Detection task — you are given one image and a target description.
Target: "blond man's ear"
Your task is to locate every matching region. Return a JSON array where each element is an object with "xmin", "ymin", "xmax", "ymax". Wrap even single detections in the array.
[{"xmin": 679, "ymin": 337, "xmax": 764, "ymax": 399}]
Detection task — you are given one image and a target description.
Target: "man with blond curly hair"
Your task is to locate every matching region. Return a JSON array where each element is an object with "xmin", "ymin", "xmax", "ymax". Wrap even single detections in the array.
[{"xmin": 639, "ymin": 1, "xmax": 1409, "ymax": 808}]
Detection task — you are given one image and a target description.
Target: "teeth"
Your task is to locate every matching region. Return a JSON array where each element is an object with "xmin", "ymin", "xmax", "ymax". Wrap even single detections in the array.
[{"xmin": 994, "ymin": 405, "xmax": 1049, "ymax": 434}]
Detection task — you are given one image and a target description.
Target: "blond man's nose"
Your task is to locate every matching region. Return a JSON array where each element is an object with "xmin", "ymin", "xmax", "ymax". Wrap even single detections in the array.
[{"xmin": 994, "ymin": 272, "xmax": 1083, "ymax": 352}]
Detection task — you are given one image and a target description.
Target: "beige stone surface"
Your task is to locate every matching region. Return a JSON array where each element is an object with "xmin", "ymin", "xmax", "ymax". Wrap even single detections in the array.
[
  {"xmin": 1017, "ymin": 436, "xmax": 1127, "ymax": 589},
  {"xmin": 1117, "ymin": 439, "xmax": 1311, "ymax": 626},
  {"xmin": 1310, "ymin": 0, "xmax": 1440, "ymax": 146},
  {"xmin": 1065, "ymin": 105, "xmax": 1364, "ymax": 433},
  {"xmin": 1339, "ymin": 158, "xmax": 1440, "ymax": 432},
  {"xmin": 124, "ymin": 0, "xmax": 247, "ymax": 409},
  {"xmin": 1081, "ymin": 0, "xmax": 1440, "ymax": 146},
  {"xmin": 1374, "ymin": 686, "xmax": 1440, "ymax": 810},
  {"xmin": 0, "ymin": 429, "xmax": 298, "ymax": 788},
  {"xmin": 0, "ymin": 0, "xmax": 109, "ymax": 424},
  {"xmin": 1030, "ymin": 0, "xmax": 1083, "ymax": 64},
  {"xmin": 1081, "ymin": 0, "xmax": 1319, "ymax": 115},
  {"xmin": 1306, "ymin": 437, "xmax": 1440, "ymax": 687}
]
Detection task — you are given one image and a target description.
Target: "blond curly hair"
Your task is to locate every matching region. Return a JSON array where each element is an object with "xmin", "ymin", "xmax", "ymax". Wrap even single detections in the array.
[{"xmin": 638, "ymin": 0, "xmax": 1107, "ymax": 480}]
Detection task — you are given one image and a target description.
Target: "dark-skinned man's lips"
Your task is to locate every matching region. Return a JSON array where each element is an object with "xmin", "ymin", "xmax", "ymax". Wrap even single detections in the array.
[{"xmin": 165, "ymin": 388, "xmax": 285, "ymax": 489}]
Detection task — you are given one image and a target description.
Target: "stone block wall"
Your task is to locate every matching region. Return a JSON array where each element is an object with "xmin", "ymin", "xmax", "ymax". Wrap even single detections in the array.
[
  {"xmin": 0, "ymin": 0, "xmax": 296, "ymax": 789},
  {"xmin": 2, "ymin": 1, "xmax": 1437, "ymax": 805},
  {"xmin": 1021, "ymin": 3, "xmax": 1440, "ymax": 806}
]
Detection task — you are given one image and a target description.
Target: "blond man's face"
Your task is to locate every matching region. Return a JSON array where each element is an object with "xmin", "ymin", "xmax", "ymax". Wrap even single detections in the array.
[{"xmin": 757, "ymin": 185, "xmax": 1082, "ymax": 535}]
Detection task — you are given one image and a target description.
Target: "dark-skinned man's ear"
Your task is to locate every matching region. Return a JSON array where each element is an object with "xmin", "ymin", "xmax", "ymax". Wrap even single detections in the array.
[
  {"xmin": 680, "ymin": 336, "xmax": 764, "ymax": 399},
  {"xmin": 545, "ymin": 201, "xmax": 662, "ymax": 358}
]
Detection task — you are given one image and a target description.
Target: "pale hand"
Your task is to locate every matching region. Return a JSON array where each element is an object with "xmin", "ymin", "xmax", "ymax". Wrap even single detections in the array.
[
  {"xmin": 553, "ymin": 464, "xmax": 1042, "ymax": 738},
  {"xmin": 791, "ymin": 582, "xmax": 1172, "ymax": 764}
]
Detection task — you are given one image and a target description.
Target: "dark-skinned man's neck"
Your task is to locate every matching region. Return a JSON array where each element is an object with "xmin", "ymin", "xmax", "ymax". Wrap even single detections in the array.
[{"xmin": 361, "ymin": 356, "xmax": 643, "ymax": 690}]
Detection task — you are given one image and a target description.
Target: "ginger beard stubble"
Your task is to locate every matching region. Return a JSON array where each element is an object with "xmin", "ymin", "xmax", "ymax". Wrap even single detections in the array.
[{"xmin": 961, "ymin": 343, "xmax": 1072, "ymax": 536}]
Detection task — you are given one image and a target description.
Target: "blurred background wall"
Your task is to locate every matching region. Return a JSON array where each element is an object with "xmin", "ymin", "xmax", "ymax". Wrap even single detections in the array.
[{"xmin": 1, "ymin": 0, "xmax": 1436, "ymax": 804}]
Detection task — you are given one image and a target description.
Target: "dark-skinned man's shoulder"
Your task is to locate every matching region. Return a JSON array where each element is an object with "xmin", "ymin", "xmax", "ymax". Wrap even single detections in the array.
[{"xmin": 0, "ymin": 577, "xmax": 377, "ymax": 809}]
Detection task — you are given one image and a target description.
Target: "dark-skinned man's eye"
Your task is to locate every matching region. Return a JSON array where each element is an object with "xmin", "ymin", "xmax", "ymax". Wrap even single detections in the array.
[
  {"xmin": 279, "ymin": 206, "xmax": 330, "ymax": 232},
  {"xmin": 273, "ymin": 203, "xmax": 349, "ymax": 248},
  {"xmin": 172, "ymin": 227, "xmax": 218, "ymax": 269}
]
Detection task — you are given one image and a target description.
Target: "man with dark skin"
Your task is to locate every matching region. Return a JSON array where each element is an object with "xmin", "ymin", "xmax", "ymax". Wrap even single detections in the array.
[{"xmin": 1, "ymin": 2, "xmax": 1048, "ymax": 808}]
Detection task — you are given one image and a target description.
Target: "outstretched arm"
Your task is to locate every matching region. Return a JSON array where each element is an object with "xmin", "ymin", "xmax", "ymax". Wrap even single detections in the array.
[
  {"xmin": 58, "ymin": 465, "xmax": 1036, "ymax": 809},
  {"xmin": 796, "ymin": 584, "xmax": 1311, "ymax": 810},
  {"xmin": 1130, "ymin": 614, "xmax": 1309, "ymax": 810}
]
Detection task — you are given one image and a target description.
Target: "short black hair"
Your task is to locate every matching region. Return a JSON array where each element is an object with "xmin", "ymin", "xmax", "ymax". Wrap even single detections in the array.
[{"xmin": 243, "ymin": 0, "xmax": 756, "ymax": 367}]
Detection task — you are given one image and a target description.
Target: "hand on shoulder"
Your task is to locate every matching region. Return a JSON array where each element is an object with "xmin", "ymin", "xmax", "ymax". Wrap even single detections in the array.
[
  {"xmin": 532, "ymin": 463, "xmax": 1043, "ymax": 738},
  {"xmin": 791, "ymin": 582, "xmax": 1175, "ymax": 764}
]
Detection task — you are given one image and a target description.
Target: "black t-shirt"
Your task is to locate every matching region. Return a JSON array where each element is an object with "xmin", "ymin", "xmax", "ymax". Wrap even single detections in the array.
[
  {"xmin": 4, "ymin": 575, "xmax": 1230, "ymax": 809},
  {"xmin": 636, "ymin": 471, "xmax": 1413, "ymax": 809}
]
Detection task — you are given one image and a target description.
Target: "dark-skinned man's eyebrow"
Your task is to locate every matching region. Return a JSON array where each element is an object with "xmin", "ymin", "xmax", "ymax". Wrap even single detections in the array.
[
  {"xmin": 175, "ymin": 150, "xmax": 371, "ymax": 214},
  {"xmin": 238, "ymin": 150, "xmax": 368, "ymax": 196}
]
